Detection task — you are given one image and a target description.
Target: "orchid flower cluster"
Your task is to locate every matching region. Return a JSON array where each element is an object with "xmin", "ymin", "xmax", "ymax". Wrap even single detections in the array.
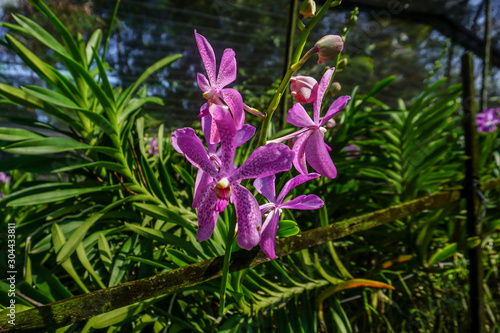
[
  {"xmin": 0, "ymin": 172, "xmax": 9, "ymax": 199},
  {"xmin": 172, "ymin": 31, "xmax": 349, "ymax": 259},
  {"xmin": 146, "ymin": 136, "xmax": 159, "ymax": 156},
  {"xmin": 476, "ymin": 107, "xmax": 500, "ymax": 133}
]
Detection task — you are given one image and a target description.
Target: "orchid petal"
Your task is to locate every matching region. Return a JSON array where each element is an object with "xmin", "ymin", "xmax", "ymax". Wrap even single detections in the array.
[
  {"xmin": 236, "ymin": 124, "xmax": 256, "ymax": 147},
  {"xmin": 171, "ymin": 128, "xmax": 218, "ymax": 179},
  {"xmin": 266, "ymin": 127, "xmax": 310, "ymax": 144},
  {"xmin": 208, "ymin": 116, "xmax": 220, "ymax": 144},
  {"xmin": 194, "ymin": 30, "xmax": 217, "ymax": 86},
  {"xmin": 196, "ymin": 183, "xmax": 219, "ymax": 242},
  {"xmin": 220, "ymin": 88, "xmax": 245, "ymax": 129},
  {"xmin": 305, "ymin": 129, "xmax": 337, "ymax": 179},
  {"xmin": 286, "ymin": 103, "xmax": 315, "ymax": 128},
  {"xmin": 259, "ymin": 210, "xmax": 280, "ymax": 259},
  {"xmin": 292, "ymin": 130, "xmax": 313, "ymax": 175},
  {"xmin": 254, "ymin": 175, "xmax": 276, "ymax": 203},
  {"xmin": 193, "ymin": 170, "xmax": 214, "ymax": 209},
  {"xmin": 211, "ymin": 105, "xmax": 237, "ymax": 173},
  {"xmin": 199, "ymin": 103, "xmax": 210, "ymax": 119},
  {"xmin": 320, "ymin": 96, "xmax": 350, "ymax": 126},
  {"xmin": 231, "ymin": 143, "xmax": 294, "ymax": 181},
  {"xmin": 216, "ymin": 48, "xmax": 237, "ymax": 89},
  {"xmin": 280, "ymin": 194, "xmax": 324, "ymax": 210},
  {"xmin": 313, "ymin": 68, "xmax": 335, "ymax": 124},
  {"xmin": 200, "ymin": 113, "xmax": 217, "ymax": 154},
  {"xmin": 232, "ymin": 183, "xmax": 262, "ymax": 250},
  {"xmin": 259, "ymin": 202, "xmax": 275, "ymax": 215},
  {"xmin": 197, "ymin": 73, "xmax": 211, "ymax": 93},
  {"xmin": 276, "ymin": 173, "xmax": 320, "ymax": 203}
]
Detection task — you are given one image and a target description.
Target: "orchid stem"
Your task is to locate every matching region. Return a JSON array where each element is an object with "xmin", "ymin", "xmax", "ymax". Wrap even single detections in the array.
[
  {"xmin": 256, "ymin": 0, "xmax": 334, "ymax": 148},
  {"xmin": 219, "ymin": 209, "xmax": 237, "ymax": 316}
]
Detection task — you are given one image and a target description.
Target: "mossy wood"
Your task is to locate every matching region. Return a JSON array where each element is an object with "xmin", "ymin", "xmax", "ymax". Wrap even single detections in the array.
[{"xmin": 1, "ymin": 179, "xmax": 499, "ymax": 332}]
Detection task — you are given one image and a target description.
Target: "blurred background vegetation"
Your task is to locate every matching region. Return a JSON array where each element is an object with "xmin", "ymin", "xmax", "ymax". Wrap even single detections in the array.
[{"xmin": 1, "ymin": 0, "xmax": 499, "ymax": 129}]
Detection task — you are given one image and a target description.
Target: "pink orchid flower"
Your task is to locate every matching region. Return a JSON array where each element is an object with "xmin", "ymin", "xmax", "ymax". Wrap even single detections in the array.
[
  {"xmin": 268, "ymin": 68, "xmax": 350, "ymax": 179},
  {"xmin": 195, "ymin": 30, "xmax": 245, "ymax": 144},
  {"xmin": 172, "ymin": 105, "xmax": 294, "ymax": 250},
  {"xmin": 476, "ymin": 108, "xmax": 500, "ymax": 133},
  {"xmin": 147, "ymin": 136, "xmax": 159, "ymax": 156},
  {"xmin": 192, "ymin": 118, "xmax": 256, "ymax": 210},
  {"xmin": 0, "ymin": 172, "xmax": 10, "ymax": 184},
  {"xmin": 254, "ymin": 173, "xmax": 323, "ymax": 259}
]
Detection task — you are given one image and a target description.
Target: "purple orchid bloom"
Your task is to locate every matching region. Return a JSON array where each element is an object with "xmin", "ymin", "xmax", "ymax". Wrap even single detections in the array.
[
  {"xmin": 254, "ymin": 173, "xmax": 323, "ymax": 259},
  {"xmin": 195, "ymin": 30, "xmax": 245, "ymax": 144},
  {"xmin": 147, "ymin": 136, "xmax": 159, "ymax": 156},
  {"xmin": 172, "ymin": 105, "xmax": 295, "ymax": 250},
  {"xmin": 192, "ymin": 119, "xmax": 256, "ymax": 210},
  {"xmin": 0, "ymin": 172, "xmax": 10, "ymax": 184},
  {"xmin": 343, "ymin": 144, "xmax": 360, "ymax": 160},
  {"xmin": 476, "ymin": 108, "xmax": 500, "ymax": 133},
  {"xmin": 268, "ymin": 68, "xmax": 350, "ymax": 178}
]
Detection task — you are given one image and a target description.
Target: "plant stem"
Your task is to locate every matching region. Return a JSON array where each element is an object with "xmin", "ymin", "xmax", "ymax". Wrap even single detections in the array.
[
  {"xmin": 255, "ymin": 0, "xmax": 333, "ymax": 148},
  {"xmin": 219, "ymin": 209, "xmax": 237, "ymax": 316},
  {"xmin": 281, "ymin": 0, "xmax": 299, "ymax": 128}
]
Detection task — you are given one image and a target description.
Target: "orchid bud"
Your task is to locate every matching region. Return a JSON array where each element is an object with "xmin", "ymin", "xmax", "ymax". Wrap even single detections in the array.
[
  {"xmin": 290, "ymin": 76, "xmax": 318, "ymax": 104},
  {"xmin": 329, "ymin": 82, "xmax": 341, "ymax": 96},
  {"xmin": 299, "ymin": 0, "xmax": 316, "ymax": 18},
  {"xmin": 314, "ymin": 35, "xmax": 344, "ymax": 64},
  {"xmin": 323, "ymin": 118, "xmax": 336, "ymax": 129},
  {"xmin": 337, "ymin": 57, "xmax": 348, "ymax": 69}
]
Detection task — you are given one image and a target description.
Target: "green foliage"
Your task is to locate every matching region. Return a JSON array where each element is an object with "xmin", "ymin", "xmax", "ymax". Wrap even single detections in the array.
[{"xmin": 0, "ymin": 1, "xmax": 499, "ymax": 332}]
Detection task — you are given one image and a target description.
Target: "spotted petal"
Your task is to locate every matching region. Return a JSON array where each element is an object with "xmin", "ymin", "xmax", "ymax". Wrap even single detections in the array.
[
  {"xmin": 280, "ymin": 194, "xmax": 324, "ymax": 210},
  {"xmin": 320, "ymin": 96, "xmax": 350, "ymax": 126},
  {"xmin": 212, "ymin": 105, "xmax": 237, "ymax": 173},
  {"xmin": 305, "ymin": 129, "xmax": 337, "ymax": 179},
  {"xmin": 276, "ymin": 173, "xmax": 320, "ymax": 203},
  {"xmin": 200, "ymin": 114, "xmax": 217, "ymax": 154},
  {"xmin": 259, "ymin": 209, "xmax": 280, "ymax": 259},
  {"xmin": 196, "ymin": 183, "xmax": 219, "ymax": 242},
  {"xmin": 286, "ymin": 103, "xmax": 315, "ymax": 128},
  {"xmin": 220, "ymin": 88, "xmax": 244, "ymax": 129},
  {"xmin": 193, "ymin": 169, "xmax": 214, "ymax": 209},
  {"xmin": 171, "ymin": 128, "xmax": 218, "ymax": 179},
  {"xmin": 194, "ymin": 30, "xmax": 217, "ymax": 86},
  {"xmin": 232, "ymin": 183, "xmax": 262, "ymax": 250},
  {"xmin": 254, "ymin": 175, "xmax": 276, "ymax": 203},
  {"xmin": 236, "ymin": 124, "xmax": 256, "ymax": 147},
  {"xmin": 292, "ymin": 130, "xmax": 313, "ymax": 175},
  {"xmin": 313, "ymin": 68, "xmax": 335, "ymax": 124},
  {"xmin": 216, "ymin": 48, "xmax": 237, "ymax": 89},
  {"xmin": 197, "ymin": 73, "xmax": 211, "ymax": 93},
  {"xmin": 231, "ymin": 143, "xmax": 294, "ymax": 181}
]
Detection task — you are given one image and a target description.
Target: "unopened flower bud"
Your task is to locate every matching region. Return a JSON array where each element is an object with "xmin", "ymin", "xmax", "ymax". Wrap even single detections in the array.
[
  {"xmin": 299, "ymin": 0, "xmax": 316, "ymax": 18},
  {"xmin": 290, "ymin": 76, "xmax": 318, "ymax": 104},
  {"xmin": 337, "ymin": 57, "xmax": 348, "ymax": 69},
  {"xmin": 323, "ymin": 118, "xmax": 336, "ymax": 129},
  {"xmin": 315, "ymin": 35, "xmax": 344, "ymax": 64},
  {"xmin": 329, "ymin": 82, "xmax": 341, "ymax": 96}
]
